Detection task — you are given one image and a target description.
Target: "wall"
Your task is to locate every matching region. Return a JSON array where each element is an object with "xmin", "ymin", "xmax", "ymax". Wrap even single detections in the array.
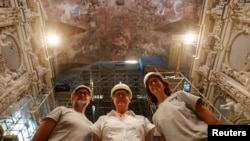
[
  {"xmin": 0, "ymin": 0, "xmax": 54, "ymax": 140},
  {"xmin": 190, "ymin": 0, "xmax": 250, "ymax": 124}
]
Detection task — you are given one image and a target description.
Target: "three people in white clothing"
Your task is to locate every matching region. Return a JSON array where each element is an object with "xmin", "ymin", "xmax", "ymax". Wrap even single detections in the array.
[{"xmin": 32, "ymin": 72, "xmax": 221, "ymax": 141}]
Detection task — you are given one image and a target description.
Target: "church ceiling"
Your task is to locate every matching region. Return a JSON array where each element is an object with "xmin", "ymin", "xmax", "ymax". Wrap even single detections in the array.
[{"xmin": 40, "ymin": 0, "xmax": 203, "ymax": 71}]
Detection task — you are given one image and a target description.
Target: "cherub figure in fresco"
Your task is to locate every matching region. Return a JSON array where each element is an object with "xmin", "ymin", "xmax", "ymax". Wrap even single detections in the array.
[{"xmin": 162, "ymin": 0, "xmax": 201, "ymax": 22}]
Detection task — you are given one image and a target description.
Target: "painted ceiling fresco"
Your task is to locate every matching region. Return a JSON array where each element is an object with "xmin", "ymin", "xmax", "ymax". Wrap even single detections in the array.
[{"xmin": 41, "ymin": 0, "xmax": 203, "ymax": 69}]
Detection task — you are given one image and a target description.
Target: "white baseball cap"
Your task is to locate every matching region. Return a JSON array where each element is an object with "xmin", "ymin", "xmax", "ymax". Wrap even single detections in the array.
[{"xmin": 111, "ymin": 82, "xmax": 132, "ymax": 99}]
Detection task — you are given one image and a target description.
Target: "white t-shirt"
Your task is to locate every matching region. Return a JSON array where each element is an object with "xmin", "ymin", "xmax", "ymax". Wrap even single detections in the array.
[
  {"xmin": 45, "ymin": 106, "xmax": 93, "ymax": 141},
  {"xmin": 153, "ymin": 90, "xmax": 208, "ymax": 141},
  {"xmin": 91, "ymin": 110, "xmax": 155, "ymax": 141}
]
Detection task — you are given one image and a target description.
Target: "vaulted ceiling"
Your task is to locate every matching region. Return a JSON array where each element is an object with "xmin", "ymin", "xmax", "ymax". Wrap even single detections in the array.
[{"xmin": 41, "ymin": 0, "xmax": 203, "ymax": 75}]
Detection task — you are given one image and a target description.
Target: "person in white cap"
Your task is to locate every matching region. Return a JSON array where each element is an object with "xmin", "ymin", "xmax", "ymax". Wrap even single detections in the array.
[
  {"xmin": 91, "ymin": 82, "xmax": 155, "ymax": 141},
  {"xmin": 31, "ymin": 85, "xmax": 93, "ymax": 141},
  {"xmin": 143, "ymin": 72, "xmax": 221, "ymax": 141}
]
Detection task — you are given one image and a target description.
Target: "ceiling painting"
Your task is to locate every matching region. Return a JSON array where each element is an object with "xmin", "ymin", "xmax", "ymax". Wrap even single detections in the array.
[{"xmin": 40, "ymin": 0, "xmax": 203, "ymax": 70}]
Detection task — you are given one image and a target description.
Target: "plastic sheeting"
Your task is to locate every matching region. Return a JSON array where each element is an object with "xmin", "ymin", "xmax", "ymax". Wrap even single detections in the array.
[{"xmin": 139, "ymin": 55, "xmax": 166, "ymax": 73}]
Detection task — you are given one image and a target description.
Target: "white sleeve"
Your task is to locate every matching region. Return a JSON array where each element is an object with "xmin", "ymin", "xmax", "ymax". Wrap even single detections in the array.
[{"xmin": 90, "ymin": 116, "xmax": 105, "ymax": 139}]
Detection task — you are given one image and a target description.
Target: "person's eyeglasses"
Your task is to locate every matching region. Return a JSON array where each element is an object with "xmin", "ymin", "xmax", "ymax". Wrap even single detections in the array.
[
  {"xmin": 114, "ymin": 92, "xmax": 129, "ymax": 98},
  {"xmin": 75, "ymin": 91, "xmax": 90, "ymax": 96}
]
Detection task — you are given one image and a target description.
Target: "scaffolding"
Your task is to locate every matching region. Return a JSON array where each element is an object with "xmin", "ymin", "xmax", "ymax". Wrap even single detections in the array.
[
  {"xmin": 53, "ymin": 61, "xmax": 230, "ymax": 124},
  {"xmin": 0, "ymin": 93, "xmax": 52, "ymax": 141}
]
